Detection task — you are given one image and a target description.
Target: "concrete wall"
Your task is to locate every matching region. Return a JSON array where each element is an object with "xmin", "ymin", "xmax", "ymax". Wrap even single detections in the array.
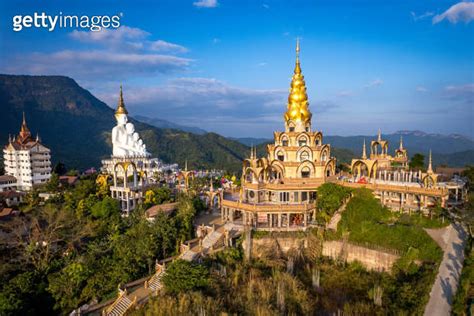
[
  {"xmin": 322, "ymin": 240, "xmax": 399, "ymax": 272},
  {"xmin": 248, "ymin": 236, "xmax": 400, "ymax": 272}
]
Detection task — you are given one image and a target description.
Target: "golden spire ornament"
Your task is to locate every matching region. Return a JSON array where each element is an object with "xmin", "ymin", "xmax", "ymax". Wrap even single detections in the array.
[
  {"xmin": 284, "ymin": 38, "xmax": 312, "ymax": 125},
  {"xmin": 115, "ymin": 84, "xmax": 128, "ymax": 115}
]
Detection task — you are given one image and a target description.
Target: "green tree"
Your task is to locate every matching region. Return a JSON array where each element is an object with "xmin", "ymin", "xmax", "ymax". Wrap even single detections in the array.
[
  {"xmin": 47, "ymin": 262, "xmax": 90, "ymax": 312},
  {"xmin": 90, "ymin": 196, "xmax": 120, "ymax": 219},
  {"xmin": 161, "ymin": 260, "xmax": 209, "ymax": 295},
  {"xmin": 409, "ymin": 153, "xmax": 425, "ymax": 171},
  {"xmin": 46, "ymin": 172, "xmax": 60, "ymax": 192}
]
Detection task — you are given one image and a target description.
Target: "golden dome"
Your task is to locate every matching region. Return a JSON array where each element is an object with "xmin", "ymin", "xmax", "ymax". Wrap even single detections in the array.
[
  {"xmin": 284, "ymin": 39, "xmax": 312, "ymax": 124},
  {"xmin": 115, "ymin": 85, "xmax": 128, "ymax": 115}
]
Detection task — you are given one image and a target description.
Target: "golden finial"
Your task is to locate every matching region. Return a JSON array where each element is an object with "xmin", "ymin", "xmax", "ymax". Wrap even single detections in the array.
[
  {"xmin": 115, "ymin": 85, "xmax": 128, "ymax": 115},
  {"xmin": 427, "ymin": 149, "xmax": 433, "ymax": 173},
  {"xmin": 284, "ymin": 39, "xmax": 311, "ymax": 124},
  {"xmin": 399, "ymin": 135, "xmax": 403, "ymax": 150}
]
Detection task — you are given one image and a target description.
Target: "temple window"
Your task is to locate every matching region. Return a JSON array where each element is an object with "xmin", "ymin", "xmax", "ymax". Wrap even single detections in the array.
[
  {"xmin": 301, "ymin": 167, "xmax": 310, "ymax": 178},
  {"xmin": 289, "ymin": 127, "xmax": 295, "ymax": 132},
  {"xmin": 321, "ymin": 151, "xmax": 328, "ymax": 162},
  {"xmin": 300, "ymin": 151, "xmax": 309, "ymax": 161},
  {"xmin": 298, "ymin": 137, "xmax": 308, "ymax": 146},
  {"xmin": 315, "ymin": 138, "xmax": 320, "ymax": 146},
  {"xmin": 280, "ymin": 192, "xmax": 290, "ymax": 202},
  {"xmin": 282, "ymin": 139, "xmax": 288, "ymax": 146},
  {"xmin": 277, "ymin": 152, "xmax": 285, "ymax": 161},
  {"xmin": 301, "ymin": 191, "xmax": 308, "ymax": 201}
]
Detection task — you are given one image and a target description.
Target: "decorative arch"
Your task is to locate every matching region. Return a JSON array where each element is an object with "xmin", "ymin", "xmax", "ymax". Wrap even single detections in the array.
[
  {"xmin": 296, "ymin": 161, "xmax": 316, "ymax": 179},
  {"xmin": 324, "ymin": 159, "xmax": 336, "ymax": 178},
  {"xmin": 422, "ymin": 175, "xmax": 436, "ymax": 188},
  {"xmin": 351, "ymin": 160, "xmax": 371, "ymax": 179},
  {"xmin": 274, "ymin": 146, "xmax": 287, "ymax": 162},
  {"xmin": 296, "ymin": 146, "xmax": 313, "ymax": 162},
  {"xmin": 287, "ymin": 121, "xmax": 296, "ymax": 132},
  {"xmin": 296, "ymin": 133, "xmax": 310, "ymax": 146},
  {"xmin": 314, "ymin": 132, "xmax": 323, "ymax": 146},
  {"xmin": 244, "ymin": 167, "xmax": 258, "ymax": 183},
  {"xmin": 319, "ymin": 145, "xmax": 330, "ymax": 162},
  {"xmin": 279, "ymin": 133, "xmax": 290, "ymax": 147},
  {"xmin": 269, "ymin": 160, "xmax": 285, "ymax": 181}
]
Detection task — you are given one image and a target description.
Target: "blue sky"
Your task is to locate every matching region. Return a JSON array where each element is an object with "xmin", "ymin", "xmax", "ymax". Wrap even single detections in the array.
[{"xmin": 1, "ymin": 0, "xmax": 473, "ymax": 138}]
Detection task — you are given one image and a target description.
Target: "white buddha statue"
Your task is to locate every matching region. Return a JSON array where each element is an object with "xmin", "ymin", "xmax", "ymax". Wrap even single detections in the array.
[{"xmin": 111, "ymin": 86, "xmax": 149, "ymax": 157}]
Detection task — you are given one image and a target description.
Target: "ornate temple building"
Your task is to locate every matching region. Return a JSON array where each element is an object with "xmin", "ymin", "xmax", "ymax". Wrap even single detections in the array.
[
  {"xmin": 349, "ymin": 132, "xmax": 467, "ymax": 210},
  {"xmin": 101, "ymin": 86, "xmax": 155, "ymax": 214},
  {"xmin": 3, "ymin": 114, "xmax": 51, "ymax": 191},
  {"xmin": 221, "ymin": 40, "xmax": 336, "ymax": 230}
]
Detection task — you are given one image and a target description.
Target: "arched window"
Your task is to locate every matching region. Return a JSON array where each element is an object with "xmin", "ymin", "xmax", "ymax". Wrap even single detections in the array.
[
  {"xmin": 288, "ymin": 123, "xmax": 295, "ymax": 132},
  {"xmin": 277, "ymin": 151, "xmax": 285, "ymax": 161},
  {"xmin": 301, "ymin": 167, "xmax": 310, "ymax": 178},
  {"xmin": 300, "ymin": 151, "xmax": 309, "ymax": 161},
  {"xmin": 315, "ymin": 138, "xmax": 320, "ymax": 146},
  {"xmin": 298, "ymin": 137, "xmax": 308, "ymax": 146},
  {"xmin": 321, "ymin": 151, "xmax": 328, "ymax": 162},
  {"xmin": 281, "ymin": 137, "xmax": 289, "ymax": 147}
]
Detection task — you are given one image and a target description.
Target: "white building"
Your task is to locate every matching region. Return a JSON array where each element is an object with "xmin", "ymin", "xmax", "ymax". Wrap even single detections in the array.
[{"xmin": 3, "ymin": 113, "xmax": 52, "ymax": 191}]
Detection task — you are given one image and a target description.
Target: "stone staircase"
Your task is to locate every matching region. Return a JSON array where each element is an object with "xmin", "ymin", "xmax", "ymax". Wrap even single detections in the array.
[
  {"xmin": 202, "ymin": 230, "xmax": 222, "ymax": 249},
  {"xmin": 148, "ymin": 270, "xmax": 164, "ymax": 292},
  {"xmin": 102, "ymin": 290, "xmax": 134, "ymax": 316}
]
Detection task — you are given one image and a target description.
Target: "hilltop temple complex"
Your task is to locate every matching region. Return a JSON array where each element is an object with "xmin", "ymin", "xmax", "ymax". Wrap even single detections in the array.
[
  {"xmin": 220, "ymin": 41, "xmax": 467, "ymax": 231},
  {"xmin": 221, "ymin": 40, "xmax": 337, "ymax": 230}
]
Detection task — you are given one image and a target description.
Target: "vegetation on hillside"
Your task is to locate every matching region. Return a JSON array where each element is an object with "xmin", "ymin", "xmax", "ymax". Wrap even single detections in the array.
[
  {"xmin": 336, "ymin": 188, "xmax": 444, "ymax": 262},
  {"xmin": 315, "ymin": 183, "xmax": 352, "ymax": 224},
  {"xmin": 0, "ymin": 175, "xmax": 205, "ymax": 315}
]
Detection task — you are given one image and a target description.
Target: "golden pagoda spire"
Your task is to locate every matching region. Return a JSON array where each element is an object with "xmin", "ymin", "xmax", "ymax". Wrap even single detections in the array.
[
  {"xmin": 19, "ymin": 111, "xmax": 31, "ymax": 140},
  {"xmin": 399, "ymin": 135, "xmax": 404, "ymax": 150},
  {"xmin": 427, "ymin": 149, "xmax": 433, "ymax": 174},
  {"xmin": 284, "ymin": 39, "xmax": 311, "ymax": 125},
  {"xmin": 115, "ymin": 85, "xmax": 128, "ymax": 115}
]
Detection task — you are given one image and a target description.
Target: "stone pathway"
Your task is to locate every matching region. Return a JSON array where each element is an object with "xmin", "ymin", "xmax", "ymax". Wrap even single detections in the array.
[{"xmin": 424, "ymin": 223, "xmax": 468, "ymax": 316}]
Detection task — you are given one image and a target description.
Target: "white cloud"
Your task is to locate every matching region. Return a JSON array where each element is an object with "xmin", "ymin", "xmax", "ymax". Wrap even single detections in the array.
[
  {"xmin": 70, "ymin": 26, "xmax": 188, "ymax": 54},
  {"xmin": 149, "ymin": 40, "xmax": 188, "ymax": 53},
  {"xmin": 70, "ymin": 26, "xmax": 149, "ymax": 43},
  {"xmin": 193, "ymin": 0, "xmax": 218, "ymax": 8},
  {"xmin": 337, "ymin": 90, "xmax": 353, "ymax": 97},
  {"xmin": 364, "ymin": 78, "xmax": 383, "ymax": 88},
  {"xmin": 433, "ymin": 2, "xmax": 474, "ymax": 24},
  {"xmin": 4, "ymin": 50, "xmax": 192, "ymax": 81},
  {"xmin": 443, "ymin": 83, "xmax": 474, "ymax": 103},
  {"xmin": 416, "ymin": 86, "xmax": 428, "ymax": 92},
  {"xmin": 2, "ymin": 25, "xmax": 193, "ymax": 81},
  {"xmin": 258, "ymin": 62, "xmax": 267, "ymax": 67},
  {"xmin": 262, "ymin": 4, "xmax": 270, "ymax": 9},
  {"xmin": 410, "ymin": 11, "xmax": 434, "ymax": 21}
]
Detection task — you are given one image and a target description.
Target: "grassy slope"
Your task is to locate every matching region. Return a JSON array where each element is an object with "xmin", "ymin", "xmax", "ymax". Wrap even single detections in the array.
[{"xmin": 336, "ymin": 188, "xmax": 443, "ymax": 262}]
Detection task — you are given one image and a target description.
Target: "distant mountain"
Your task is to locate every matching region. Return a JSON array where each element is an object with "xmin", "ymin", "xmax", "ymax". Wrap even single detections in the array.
[
  {"xmin": 0, "ymin": 75, "xmax": 248, "ymax": 172},
  {"xmin": 238, "ymin": 132, "xmax": 474, "ymax": 167},
  {"xmin": 325, "ymin": 132, "xmax": 474, "ymax": 157},
  {"xmin": 134, "ymin": 115, "xmax": 207, "ymax": 135},
  {"xmin": 231, "ymin": 137, "xmax": 271, "ymax": 146}
]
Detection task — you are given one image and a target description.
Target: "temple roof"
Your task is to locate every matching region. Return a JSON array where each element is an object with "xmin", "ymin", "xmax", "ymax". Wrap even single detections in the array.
[
  {"xmin": 284, "ymin": 39, "xmax": 312, "ymax": 125},
  {"xmin": 115, "ymin": 85, "xmax": 128, "ymax": 115}
]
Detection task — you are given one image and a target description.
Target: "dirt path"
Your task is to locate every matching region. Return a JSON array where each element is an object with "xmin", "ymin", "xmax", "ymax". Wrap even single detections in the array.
[{"xmin": 424, "ymin": 223, "xmax": 468, "ymax": 316}]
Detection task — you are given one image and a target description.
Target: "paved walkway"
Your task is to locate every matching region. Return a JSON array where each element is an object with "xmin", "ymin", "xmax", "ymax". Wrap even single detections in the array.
[{"xmin": 424, "ymin": 223, "xmax": 468, "ymax": 316}]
